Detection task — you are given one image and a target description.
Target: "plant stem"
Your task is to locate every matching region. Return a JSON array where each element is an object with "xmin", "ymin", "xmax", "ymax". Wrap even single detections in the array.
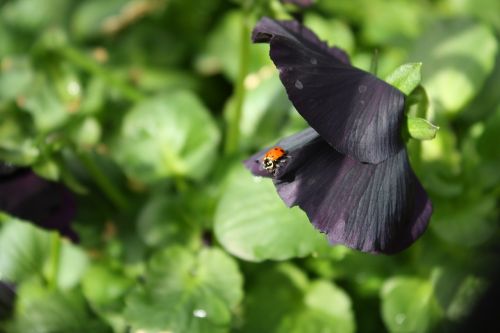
[
  {"xmin": 78, "ymin": 151, "xmax": 128, "ymax": 210},
  {"xmin": 48, "ymin": 232, "xmax": 61, "ymax": 290},
  {"xmin": 224, "ymin": 12, "xmax": 250, "ymax": 155},
  {"xmin": 58, "ymin": 45, "xmax": 144, "ymax": 103},
  {"xmin": 370, "ymin": 49, "xmax": 379, "ymax": 76}
]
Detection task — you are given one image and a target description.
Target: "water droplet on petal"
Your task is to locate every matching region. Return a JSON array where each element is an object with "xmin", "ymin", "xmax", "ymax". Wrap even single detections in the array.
[
  {"xmin": 360, "ymin": 100, "xmax": 365, "ymax": 106},
  {"xmin": 295, "ymin": 80, "xmax": 303, "ymax": 90},
  {"xmin": 193, "ymin": 309, "xmax": 207, "ymax": 318},
  {"xmin": 358, "ymin": 85, "xmax": 367, "ymax": 93},
  {"xmin": 310, "ymin": 58, "xmax": 318, "ymax": 65},
  {"xmin": 395, "ymin": 313, "xmax": 406, "ymax": 325}
]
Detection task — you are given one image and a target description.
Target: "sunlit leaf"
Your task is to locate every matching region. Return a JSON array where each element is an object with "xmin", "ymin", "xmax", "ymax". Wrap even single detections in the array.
[
  {"xmin": 113, "ymin": 91, "xmax": 220, "ymax": 183},
  {"xmin": 214, "ymin": 167, "xmax": 327, "ymax": 262},
  {"xmin": 381, "ymin": 276, "xmax": 442, "ymax": 333},
  {"xmin": 410, "ymin": 19, "xmax": 497, "ymax": 113},
  {"xmin": 124, "ymin": 246, "xmax": 243, "ymax": 333}
]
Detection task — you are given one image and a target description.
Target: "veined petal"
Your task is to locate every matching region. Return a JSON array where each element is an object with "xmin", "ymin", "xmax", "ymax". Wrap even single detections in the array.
[
  {"xmin": 252, "ymin": 17, "xmax": 405, "ymax": 164},
  {"xmin": 267, "ymin": 135, "xmax": 431, "ymax": 254},
  {"xmin": 243, "ymin": 127, "xmax": 321, "ymax": 178}
]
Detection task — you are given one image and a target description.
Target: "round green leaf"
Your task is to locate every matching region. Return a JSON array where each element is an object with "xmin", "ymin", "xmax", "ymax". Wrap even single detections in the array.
[
  {"xmin": 113, "ymin": 91, "xmax": 220, "ymax": 183},
  {"xmin": 239, "ymin": 263, "xmax": 307, "ymax": 333},
  {"xmin": 381, "ymin": 277, "xmax": 442, "ymax": 333},
  {"xmin": 0, "ymin": 218, "xmax": 50, "ymax": 281},
  {"xmin": 124, "ymin": 246, "xmax": 243, "ymax": 333},
  {"xmin": 137, "ymin": 193, "xmax": 200, "ymax": 247},
  {"xmin": 11, "ymin": 280, "xmax": 110, "ymax": 333},
  {"xmin": 214, "ymin": 167, "xmax": 327, "ymax": 262},
  {"xmin": 277, "ymin": 281, "xmax": 355, "ymax": 333}
]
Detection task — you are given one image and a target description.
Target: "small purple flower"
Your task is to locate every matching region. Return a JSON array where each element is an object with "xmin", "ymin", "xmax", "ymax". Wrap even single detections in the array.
[
  {"xmin": 244, "ymin": 18, "xmax": 432, "ymax": 254},
  {"xmin": 0, "ymin": 163, "xmax": 78, "ymax": 242}
]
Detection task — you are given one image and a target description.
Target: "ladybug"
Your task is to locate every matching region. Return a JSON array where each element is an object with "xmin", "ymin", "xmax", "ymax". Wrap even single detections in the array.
[{"xmin": 261, "ymin": 146, "xmax": 287, "ymax": 175}]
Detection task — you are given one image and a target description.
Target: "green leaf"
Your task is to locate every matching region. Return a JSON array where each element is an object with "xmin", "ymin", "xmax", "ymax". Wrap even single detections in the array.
[
  {"xmin": 431, "ymin": 194, "xmax": 497, "ymax": 247},
  {"xmin": 196, "ymin": 11, "xmax": 270, "ymax": 80},
  {"xmin": 82, "ymin": 263, "xmax": 134, "ymax": 332},
  {"xmin": 409, "ymin": 19, "xmax": 497, "ymax": 113},
  {"xmin": 407, "ymin": 117, "xmax": 439, "ymax": 141},
  {"xmin": 136, "ymin": 192, "xmax": 200, "ymax": 248},
  {"xmin": 215, "ymin": 167, "xmax": 327, "ymax": 262},
  {"xmin": 0, "ymin": 217, "xmax": 88, "ymax": 288},
  {"xmin": 478, "ymin": 106, "xmax": 500, "ymax": 164},
  {"xmin": 304, "ymin": 14, "xmax": 355, "ymax": 55},
  {"xmin": 277, "ymin": 281, "xmax": 356, "ymax": 333},
  {"xmin": 71, "ymin": 0, "xmax": 129, "ymax": 39},
  {"xmin": 1, "ymin": 0, "xmax": 72, "ymax": 32},
  {"xmin": 23, "ymin": 75, "xmax": 70, "ymax": 132},
  {"xmin": 0, "ymin": 217, "xmax": 50, "ymax": 281},
  {"xmin": 124, "ymin": 246, "xmax": 243, "ymax": 333},
  {"xmin": 226, "ymin": 72, "xmax": 289, "ymax": 149},
  {"xmin": 240, "ymin": 263, "xmax": 354, "ymax": 333},
  {"xmin": 432, "ymin": 268, "xmax": 487, "ymax": 322},
  {"xmin": 385, "ymin": 63, "xmax": 422, "ymax": 95},
  {"xmin": 239, "ymin": 264, "xmax": 307, "ymax": 333},
  {"xmin": 113, "ymin": 91, "xmax": 220, "ymax": 183},
  {"xmin": 381, "ymin": 277, "xmax": 442, "ymax": 333},
  {"xmin": 10, "ymin": 279, "xmax": 110, "ymax": 333},
  {"xmin": 0, "ymin": 57, "xmax": 34, "ymax": 102}
]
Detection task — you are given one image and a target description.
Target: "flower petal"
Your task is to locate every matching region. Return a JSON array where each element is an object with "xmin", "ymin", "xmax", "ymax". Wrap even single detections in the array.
[
  {"xmin": 0, "ymin": 168, "xmax": 78, "ymax": 242},
  {"xmin": 243, "ymin": 127, "xmax": 321, "ymax": 178},
  {"xmin": 271, "ymin": 138, "xmax": 431, "ymax": 254},
  {"xmin": 252, "ymin": 17, "xmax": 405, "ymax": 164}
]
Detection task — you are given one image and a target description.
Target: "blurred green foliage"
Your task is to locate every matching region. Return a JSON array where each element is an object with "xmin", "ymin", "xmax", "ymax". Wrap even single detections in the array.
[{"xmin": 0, "ymin": 0, "xmax": 499, "ymax": 332}]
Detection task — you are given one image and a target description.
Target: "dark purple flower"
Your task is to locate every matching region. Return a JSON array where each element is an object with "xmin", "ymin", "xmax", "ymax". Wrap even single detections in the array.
[
  {"xmin": 244, "ymin": 18, "xmax": 432, "ymax": 254},
  {"xmin": 252, "ymin": 17, "xmax": 404, "ymax": 164},
  {"xmin": 245, "ymin": 128, "xmax": 431, "ymax": 254},
  {"xmin": 0, "ymin": 163, "xmax": 78, "ymax": 242},
  {"xmin": 281, "ymin": 0, "xmax": 314, "ymax": 8}
]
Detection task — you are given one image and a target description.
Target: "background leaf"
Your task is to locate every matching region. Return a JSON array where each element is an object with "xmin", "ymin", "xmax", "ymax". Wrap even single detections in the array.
[{"xmin": 215, "ymin": 167, "xmax": 328, "ymax": 262}]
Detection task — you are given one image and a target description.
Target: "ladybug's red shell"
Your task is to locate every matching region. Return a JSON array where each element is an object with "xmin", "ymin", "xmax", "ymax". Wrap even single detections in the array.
[
  {"xmin": 264, "ymin": 146, "xmax": 286, "ymax": 161},
  {"xmin": 262, "ymin": 146, "xmax": 287, "ymax": 174}
]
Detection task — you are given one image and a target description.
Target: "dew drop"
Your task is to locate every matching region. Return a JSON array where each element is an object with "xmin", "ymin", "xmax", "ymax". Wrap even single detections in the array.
[
  {"xmin": 358, "ymin": 85, "xmax": 367, "ymax": 93},
  {"xmin": 295, "ymin": 80, "xmax": 303, "ymax": 90},
  {"xmin": 360, "ymin": 100, "xmax": 365, "ymax": 106},
  {"xmin": 395, "ymin": 313, "xmax": 406, "ymax": 325},
  {"xmin": 193, "ymin": 309, "xmax": 207, "ymax": 318},
  {"xmin": 310, "ymin": 57, "xmax": 318, "ymax": 65}
]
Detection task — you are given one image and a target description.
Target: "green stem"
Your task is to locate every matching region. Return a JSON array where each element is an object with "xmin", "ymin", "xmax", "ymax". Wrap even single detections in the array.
[
  {"xmin": 224, "ymin": 11, "xmax": 250, "ymax": 155},
  {"xmin": 58, "ymin": 45, "xmax": 144, "ymax": 103},
  {"xmin": 48, "ymin": 232, "xmax": 61, "ymax": 290},
  {"xmin": 370, "ymin": 49, "xmax": 379, "ymax": 76},
  {"xmin": 78, "ymin": 151, "xmax": 128, "ymax": 210}
]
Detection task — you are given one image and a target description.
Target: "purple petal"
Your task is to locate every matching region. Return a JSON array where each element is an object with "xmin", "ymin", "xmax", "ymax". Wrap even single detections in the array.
[
  {"xmin": 252, "ymin": 17, "xmax": 405, "ymax": 164},
  {"xmin": 243, "ymin": 127, "xmax": 321, "ymax": 178},
  {"xmin": 271, "ymin": 139, "xmax": 431, "ymax": 254},
  {"xmin": 0, "ymin": 168, "xmax": 79, "ymax": 242}
]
